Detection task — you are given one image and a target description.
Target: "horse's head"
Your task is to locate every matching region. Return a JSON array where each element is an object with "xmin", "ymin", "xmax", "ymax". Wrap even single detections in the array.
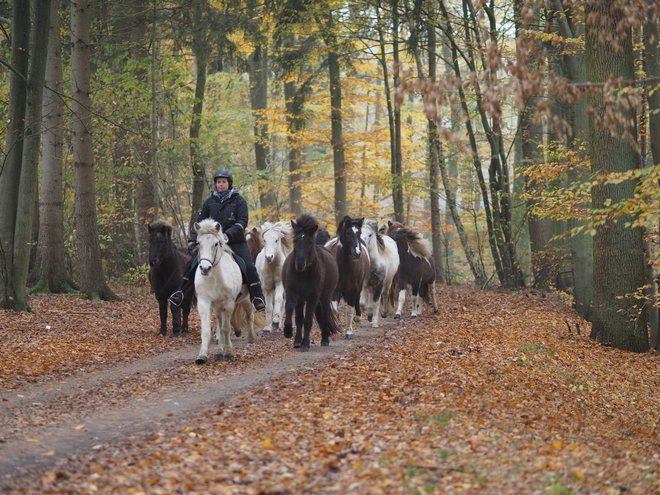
[
  {"xmin": 360, "ymin": 220, "xmax": 378, "ymax": 250},
  {"xmin": 292, "ymin": 215, "xmax": 319, "ymax": 272},
  {"xmin": 385, "ymin": 220, "xmax": 405, "ymax": 236},
  {"xmin": 262, "ymin": 222, "xmax": 286, "ymax": 263},
  {"xmin": 338, "ymin": 215, "xmax": 365, "ymax": 260},
  {"xmin": 195, "ymin": 219, "xmax": 228, "ymax": 276},
  {"xmin": 148, "ymin": 220, "xmax": 173, "ymax": 267}
]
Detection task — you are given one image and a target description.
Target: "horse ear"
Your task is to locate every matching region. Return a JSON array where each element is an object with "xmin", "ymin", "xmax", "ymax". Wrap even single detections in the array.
[
  {"xmin": 213, "ymin": 222, "xmax": 222, "ymax": 233},
  {"xmin": 291, "ymin": 220, "xmax": 297, "ymax": 231},
  {"xmin": 194, "ymin": 222, "xmax": 201, "ymax": 232},
  {"xmin": 357, "ymin": 217, "xmax": 365, "ymax": 227},
  {"xmin": 148, "ymin": 223, "xmax": 154, "ymax": 234}
]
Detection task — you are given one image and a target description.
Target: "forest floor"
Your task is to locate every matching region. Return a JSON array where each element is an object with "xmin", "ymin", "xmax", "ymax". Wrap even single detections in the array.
[{"xmin": 1, "ymin": 284, "xmax": 659, "ymax": 494}]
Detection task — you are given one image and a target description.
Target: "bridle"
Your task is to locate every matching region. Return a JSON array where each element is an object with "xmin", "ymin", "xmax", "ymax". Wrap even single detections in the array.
[{"xmin": 198, "ymin": 232, "xmax": 220, "ymax": 268}]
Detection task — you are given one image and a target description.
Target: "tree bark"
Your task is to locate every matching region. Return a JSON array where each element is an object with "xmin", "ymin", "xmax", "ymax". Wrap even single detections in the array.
[
  {"xmin": 0, "ymin": 0, "xmax": 30, "ymax": 308},
  {"xmin": 71, "ymin": 0, "xmax": 119, "ymax": 301},
  {"xmin": 586, "ymin": 0, "xmax": 648, "ymax": 352},
  {"xmin": 31, "ymin": 0, "xmax": 77, "ymax": 294}
]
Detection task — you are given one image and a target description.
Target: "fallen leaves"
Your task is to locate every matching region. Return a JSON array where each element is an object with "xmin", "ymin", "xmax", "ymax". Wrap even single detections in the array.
[{"xmin": 2, "ymin": 285, "xmax": 660, "ymax": 493}]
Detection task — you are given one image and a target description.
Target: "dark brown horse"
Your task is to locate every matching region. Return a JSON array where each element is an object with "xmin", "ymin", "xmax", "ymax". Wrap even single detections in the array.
[
  {"xmin": 385, "ymin": 220, "xmax": 438, "ymax": 318},
  {"xmin": 148, "ymin": 220, "xmax": 194, "ymax": 336},
  {"xmin": 245, "ymin": 225, "xmax": 264, "ymax": 263},
  {"xmin": 282, "ymin": 214, "xmax": 340, "ymax": 351},
  {"xmin": 325, "ymin": 216, "xmax": 370, "ymax": 339}
]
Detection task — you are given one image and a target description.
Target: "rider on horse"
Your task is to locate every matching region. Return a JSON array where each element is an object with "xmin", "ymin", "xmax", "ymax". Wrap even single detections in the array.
[{"xmin": 169, "ymin": 168, "xmax": 266, "ymax": 313}]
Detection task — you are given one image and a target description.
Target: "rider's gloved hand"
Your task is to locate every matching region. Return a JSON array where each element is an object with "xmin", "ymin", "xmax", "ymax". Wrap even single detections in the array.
[{"xmin": 187, "ymin": 240, "xmax": 197, "ymax": 254}]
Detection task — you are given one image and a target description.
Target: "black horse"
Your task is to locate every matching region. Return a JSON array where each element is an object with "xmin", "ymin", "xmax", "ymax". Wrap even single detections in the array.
[
  {"xmin": 282, "ymin": 214, "xmax": 340, "ymax": 351},
  {"xmin": 148, "ymin": 220, "xmax": 194, "ymax": 336},
  {"xmin": 325, "ymin": 215, "xmax": 370, "ymax": 339}
]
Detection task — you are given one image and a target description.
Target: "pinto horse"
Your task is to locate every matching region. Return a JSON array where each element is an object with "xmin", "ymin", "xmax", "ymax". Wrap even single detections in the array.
[
  {"xmin": 256, "ymin": 221, "xmax": 294, "ymax": 334},
  {"xmin": 385, "ymin": 221, "xmax": 438, "ymax": 318},
  {"xmin": 325, "ymin": 216, "xmax": 370, "ymax": 339},
  {"xmin": 282, "ymin": 214, "xmax": 340, "ymax": 351},
  {"xmin": 148, "ymin": 220, "xmax": 194, "ymax": 337},
  {"xmin": 194, "ymin": 219, "xmax": 258, "ymax": 363},
  {"xmin": 359, "ymin": 220, "xmax": 400, "ymax": 327}
]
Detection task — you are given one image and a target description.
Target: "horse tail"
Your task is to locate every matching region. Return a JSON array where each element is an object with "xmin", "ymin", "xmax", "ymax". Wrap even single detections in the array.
[
  {"xmin": 383, "ymin": 271, "xmax": 399, "ymax": 314},
  {"xmin": 316, "ymin": 300, "xmax": 341, "ymax": 336}
]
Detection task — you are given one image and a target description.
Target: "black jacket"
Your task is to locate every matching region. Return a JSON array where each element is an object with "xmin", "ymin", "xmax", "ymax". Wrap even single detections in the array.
[{"xmin": 189, "ymin": 189, "xmax": 248, "ymax": 245}]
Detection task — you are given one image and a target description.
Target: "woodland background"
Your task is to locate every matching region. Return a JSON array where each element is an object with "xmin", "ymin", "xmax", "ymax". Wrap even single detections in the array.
[{"xmin": 2, "ymin": 0, "xmax": 660, "ymax": 353}]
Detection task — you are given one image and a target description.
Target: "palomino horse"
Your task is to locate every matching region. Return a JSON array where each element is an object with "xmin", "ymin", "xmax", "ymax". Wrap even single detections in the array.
[
  {"xmin": 385, "ymin": 221, "xmax": 438, "ymax": 318},
  {"xmin": 194, "ymin": 218, "xmax": 257, "ymax": 363},
  {"xmin": 255, "ymin": 221, "xmax": 294, "ymax": 334},
  {"xmin": 359, "ymin": 220, "xmax": 400, "ymax": 327},
  {"xmin": 282, "ymin": 214, "xmax": 340, "ymax": 351},
  {"xmin": 325, "ymin": 216, "xmax": 370, "ymax": 339},
  {"xmin": 148, "ymin": 220, "xmax": 194, "ymax": 337}
]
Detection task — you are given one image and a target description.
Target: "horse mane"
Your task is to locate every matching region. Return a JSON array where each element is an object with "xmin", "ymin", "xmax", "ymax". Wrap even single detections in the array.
[
  {"xmin": 263, "ymin": 221, "xmax": 294, "ymax": 252},
  {"xmin": 196, "ymin": 218, "xmax": 234, "ymax": 254},
  {"xmin": 294, "ymin": 213, "xmax": 320, "ymax": 236},
  {"xmin": 150, "ymin": 219, "xmax": 173, "ymax": 235},
  {"xmin": 388, "ymin": 222, "xmax": 432, "ymax": 259}
]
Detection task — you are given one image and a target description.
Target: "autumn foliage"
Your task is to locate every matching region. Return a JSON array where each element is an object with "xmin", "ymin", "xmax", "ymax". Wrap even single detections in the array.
[{"xmin": 1, "ymin": 285, "xmax": 660, "ymax": 493}]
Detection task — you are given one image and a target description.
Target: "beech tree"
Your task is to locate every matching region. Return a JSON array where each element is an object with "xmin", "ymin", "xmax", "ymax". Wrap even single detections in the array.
[{"xmin": 70, "ymin": 0, "xmax": 118, "ymax": 301}]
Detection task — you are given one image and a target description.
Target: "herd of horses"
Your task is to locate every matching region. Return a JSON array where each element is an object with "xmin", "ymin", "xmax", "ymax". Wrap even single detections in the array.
[{"xmin": 148, "ymin": 214, "xmax": 438, "ymax": 363}]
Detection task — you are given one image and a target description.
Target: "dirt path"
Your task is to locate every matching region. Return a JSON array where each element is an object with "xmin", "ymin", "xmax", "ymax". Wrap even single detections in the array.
[{"xmin": 0, "ymin": 321, "xmax": 393, "ymax": 489}]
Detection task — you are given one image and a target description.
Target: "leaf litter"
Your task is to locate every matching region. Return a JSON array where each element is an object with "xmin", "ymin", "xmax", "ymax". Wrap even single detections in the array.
[{"xmin": 1, "ymin": 285, "xmax": 659, "ymax": 494}]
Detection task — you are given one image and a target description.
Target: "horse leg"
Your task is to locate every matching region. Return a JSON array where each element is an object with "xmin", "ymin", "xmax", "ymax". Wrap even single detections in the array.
[
  {"xmin": 300, "ymin": 299, "xmax": 317, "ymax": 351},
  {"xmin": 158, "ymin": 298, "xmax": 169, "ymax": 336},
  {"xmin": 344, "ymin": 304, "xmax": 355, "ymax": 340},
  {"xmin": 395, "ymin": 288, "xmax": 406, "ymax": 319},
  {"xmin": 272, "ymin": 284, "xmax": 285, "ymax": 332},
  {"xmin": 430, "ymin": 283, "xmax": 439, "ymax": 313},
  {"xmin": 283, "ymin": 294, "xmax": 295, "ymax": 339},
  {"xmin": 215, "ymin": 309, "xmax": 234, "ymax": 362},
  {"xmin": 411, "ymin": 286, "xmax": 421, "ymax": 318},
  {"xmin": 170, "ymin": 302, "xmax": 182, "ymax": 337},
  {"xmin": 371, "ymin": 297, "xmax": 381, "ymax": 328},
  {"xmin": 181, "ymin": 301, "xmax": 191, "ymax": 335},
  {"xmin": 262, "ymin": 286, "xmax": 274, "ymax": 334},
  {"xmin": 245, "ymin": 300, "xmax": 257, "ymax": 344},
  {"xmin": 294, "ymin": 301, "xmax": 306, "ymax": 349},
  {"xmin": 195, "ymin": 299, "xmax": 212, "ymax": 364}
]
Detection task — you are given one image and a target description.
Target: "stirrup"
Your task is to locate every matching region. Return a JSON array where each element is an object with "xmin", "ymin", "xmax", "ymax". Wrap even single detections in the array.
[
  {"xmin": 169, "ymin": 290, "xmax": 184, "ymax": 307},
  {"xmin": 252, "ymin": 297, "xmax": 266, "ymax": 313}
]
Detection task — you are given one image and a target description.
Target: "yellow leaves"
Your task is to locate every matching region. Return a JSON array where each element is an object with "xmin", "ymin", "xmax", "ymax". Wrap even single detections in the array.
[
  {"xmin": 322, "ymin": 411, "xmax": 334, "ymax": 420},
  {"xmin": 262, "ymin": 438, "xmax": 273, "ymax": 449}
]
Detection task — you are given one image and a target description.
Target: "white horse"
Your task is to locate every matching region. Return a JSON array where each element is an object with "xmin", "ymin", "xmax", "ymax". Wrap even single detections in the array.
[
  {"xmin": 194, "ymin": 219, "xmax": 257, "ymax": 364},
  {"xmin": 255, "ymin": 221, "xmax": 293, "ymax": 334},
  {"xmin": 359, "ymin": 220, "xmax": 400, "ymax": 327}
]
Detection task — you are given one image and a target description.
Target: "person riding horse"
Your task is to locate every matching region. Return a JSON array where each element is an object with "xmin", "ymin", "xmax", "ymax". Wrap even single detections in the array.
[{"xmin": 169, "ymin": 169, "xmax": 266, "ymax": 312}]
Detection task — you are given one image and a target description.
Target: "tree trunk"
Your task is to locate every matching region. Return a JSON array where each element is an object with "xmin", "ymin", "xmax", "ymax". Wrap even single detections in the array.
[
  {"xmin": 71, "ymin": 0, "xmax": 119, "ymax": 301},
  {"xmin": 248, "ymin": 44, "xmax": 276, "ymax": 214},
  {"xmin": 283, "ymin": 34, "xmax": 305, "ymax": 215},
  {"xmin": 31, "ymin": 0, "xmax": 76, "ymax": 294},
  {"xmin": 0, "ymin": 0, "xmax": 30, "ymax": 308},
  {"xmin": 586, "ymin": 0, "xmax": 647, "ymax": 352},
  {"xmin": 391, "ymin": 0, "xmax": 404, "ymax": 222},
  {"xmin": 189, "ymin": 0, "xmax": 208, "ymax": 235}
]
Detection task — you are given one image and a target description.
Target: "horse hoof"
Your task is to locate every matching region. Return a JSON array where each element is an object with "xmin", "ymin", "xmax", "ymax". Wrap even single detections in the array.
[
  {"xmin": 411, "ymin": 314, "xmax": 417, "ymax": 319},
  {"xmin": 353, "ymin": 315, "xmax": 361, "ymax": 323},
  {"xmin": 173, "ymin": 332, "xmax": 181, "ymax": 338},
  {"xmin": 215, "ymin": 354, "xmax": 234, "ymax": 362},
  {"xmin": 371, "ymin": 323, "xmax": 379, "ymax": 328},
  {"xmin": 262, "ymin": 327, "xmax": 271, "ymax": 335},
  {"xmin": 293, "ymin": 340, "xmax": 301, "ymax": 348},
  {"xmin": 321, "ymin": 340, "xmax": 330, "ymax": 346},
  {"xmin": 300, "ymin": 344, "xmax": 310, "ymax": 351},
  {"xmin": 394, "ymin": 313, "xmax": 401, "ymax": 319},
  {"xmin": 182, "ymin": 329, "xmax": 189, "ymax": 335},
  {"xmin": 344, "ymin": 334, "xmax": 354, "ymax": 340},
  {"xmin": 234, "ymin": 328, "xmax": 242, "ymax": 337},
  {"xmin": 284, "ymin": 326, "xmax": 293, "ymax": 339},
  {"xmin": 272, "ymin": 322, "xmax": 280, "ymax": 331},
  {"xmin": 195, "ymin": 356, "xmax": 208, "ymax": 365},
  {"xmin": 367, "ymin": 314, "xmax": 373, "ymax": 322}
]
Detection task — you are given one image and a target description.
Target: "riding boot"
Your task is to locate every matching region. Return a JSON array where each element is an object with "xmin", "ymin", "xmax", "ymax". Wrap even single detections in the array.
[
  {"xmin": 169, "ymin": 253, "xmax": 198, "ymax": 307},
  {"xmin": 249, "ymin": 281, "xmax": 266, "ymax": 312}
]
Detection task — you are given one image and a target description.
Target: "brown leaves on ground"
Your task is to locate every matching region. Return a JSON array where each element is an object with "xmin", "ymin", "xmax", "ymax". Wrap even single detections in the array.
[{"xmin": 3, "ymin": 285, "xmax": 660, "ymax": 494}]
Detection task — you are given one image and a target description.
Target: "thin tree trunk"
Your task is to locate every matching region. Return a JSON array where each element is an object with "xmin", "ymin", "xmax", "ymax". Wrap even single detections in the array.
[
  {"xmin": 31, "ymin": 0, "xmax": 76, "ymax": 294},
  {"xmin": 189, "ymin": 0, "xmax": 208, "ymax": 235},
  {"xmin": 10, "ymin": 0, "xmax": 52, "ymax": 310},
  {"xmin": 71, "ymin": 0, "xmax": 119, "ymax": 301}
]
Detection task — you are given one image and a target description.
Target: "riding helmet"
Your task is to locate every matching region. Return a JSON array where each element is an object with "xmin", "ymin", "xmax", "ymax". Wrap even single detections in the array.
[{"xmin": 213, "ymin": 169, "xmax": 233, "ymax": 188}]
